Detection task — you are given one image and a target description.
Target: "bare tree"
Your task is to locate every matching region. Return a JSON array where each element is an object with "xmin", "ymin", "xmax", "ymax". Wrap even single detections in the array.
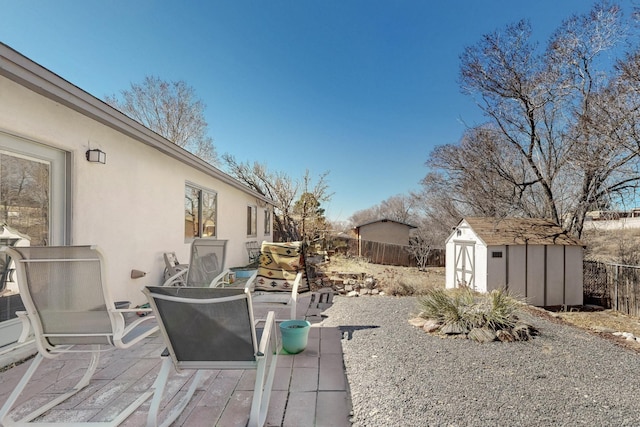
[
  {"xmin": 0, "ymin": 155, "xmax": 49, "ymax": 244},
  {"xmin": 426, "ymin": 125, "xmax": 542, "ymax": 219},
  {"xmin": 348, "ymin": 206, "xmax": 381, "ymax": 228},
  {"xmin": 428, "ymin": 2, "xmax": 640, "ymax": 238},
  {"xmin": 380, "ymin": 194, "xmax": 418, "ymax": 223},
  {"xmin": 348, "ymin": 194, "xmax": 417, "ymax": 227},
  {"xmin": 105, "ymin": 76, "xmax": 218, "ymax": 165},
  {"xmin": 222, "ymin": 155, "xmax": 332, "ymax": 242},
  {"xmin": 293, "ymin": 170, "xmax": 333, "ymax": 242},
  {"xmin": 406, "ymin": 224, "xmax": 446, "ymax": 270}
]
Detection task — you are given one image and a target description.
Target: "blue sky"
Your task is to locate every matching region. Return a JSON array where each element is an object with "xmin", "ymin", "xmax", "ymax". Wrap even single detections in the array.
[{"xmin": 0, "ymin": 1, "xmax": 618, "ymax": 221}]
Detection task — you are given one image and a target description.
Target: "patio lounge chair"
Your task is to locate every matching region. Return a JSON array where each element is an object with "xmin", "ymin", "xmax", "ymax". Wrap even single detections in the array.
[
  {"xmin": 162, "ymin": 251, "xmax": 188, "ymax": 286},
  {"xmin": 0, "ymin": 245, "xmax": 159, "ymax": 426},
  {"xmin": 246, "ymin": 240, "xmax": 260, "ymax": 264},
  {"xmin": 247, "ymin": 241, "xmax": 311, "ymax": 320},
  {"xmin": 142, "ymin": 285, "xmax": 279, "ymax": 427},
  {"xmin": 162, "ymin": 238, "xmax": 230, "ymax": 287}
]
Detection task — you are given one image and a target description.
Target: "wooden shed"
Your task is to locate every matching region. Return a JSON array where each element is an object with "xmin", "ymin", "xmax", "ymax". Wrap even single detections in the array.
[
  {"xmin": 445, "ymin": 217, "xmax": 584, "ymax": 307},
  {"xmin": 353, "ymin": 218, "xmax": 418, "ymax": 266},
  {"xmin": 354, "ymin": 218, "xmax": 417, "ymax": 246}
]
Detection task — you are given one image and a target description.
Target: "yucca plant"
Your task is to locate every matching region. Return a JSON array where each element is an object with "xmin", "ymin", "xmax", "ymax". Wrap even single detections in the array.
[
  {"xmin": 419, "ymin": 287, "xmax": 477, "ymax": 332},
  {"xmin": 418, "ymin": 287, "xmax": 521, "ymax": 334},
  {"xmin": 484, "ymin": 289, "xmax": 520, "ymax": 330}
]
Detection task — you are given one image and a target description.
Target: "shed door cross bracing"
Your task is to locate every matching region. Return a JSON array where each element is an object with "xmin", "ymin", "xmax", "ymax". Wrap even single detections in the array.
[{"xmin": 454, "ymin": 242, "xmax": 475, "ymax": 290}]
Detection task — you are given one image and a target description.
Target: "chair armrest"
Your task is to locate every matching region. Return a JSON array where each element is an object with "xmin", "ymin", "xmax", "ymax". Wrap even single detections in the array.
[
  {"xmin": 162, "ymin": 268, "xmax": 188, "ymax": 286},
  {"xmin": 257, "ymin": 311, "xmax": 278, "ymax": 356},
  {"xmin": 244, "ymin": 270, "xmax": 259, "ymax": 293},
  {"xmin": 15, "ymin": 311, "xmax": 32, "ymax": 343},
  {"xmin": 111, "ymin": 308, "xmax": 159, "ymax": 349},
  {"xmin": 290, "ymin": 272, "xmax": 302, "ymax": 297},
  {"xmin": 209, "ymin": 269, "xmax": 232, "ymax": 288}
]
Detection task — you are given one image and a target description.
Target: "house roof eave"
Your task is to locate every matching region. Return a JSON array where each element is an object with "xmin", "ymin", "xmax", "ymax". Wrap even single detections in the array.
[{"xmin": 0, "ymin": 42, "xmax": 273, "ymax": 207}]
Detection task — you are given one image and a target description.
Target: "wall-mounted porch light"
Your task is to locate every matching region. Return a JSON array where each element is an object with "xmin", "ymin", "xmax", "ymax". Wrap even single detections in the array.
[{"xmin": 86, "ymin": 149, "xmax": 106, "ymax": 164}]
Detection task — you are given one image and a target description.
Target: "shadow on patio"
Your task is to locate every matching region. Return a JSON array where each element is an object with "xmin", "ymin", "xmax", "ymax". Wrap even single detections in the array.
[{"xmin": 0, "ymin": 293, "xmax": 351, "ymax": 426}]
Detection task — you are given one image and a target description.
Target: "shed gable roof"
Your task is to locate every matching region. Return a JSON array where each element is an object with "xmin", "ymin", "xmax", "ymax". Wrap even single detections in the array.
[{"xmin": 461, "ymin": 217, "xmax": 584, "ymax": 246}]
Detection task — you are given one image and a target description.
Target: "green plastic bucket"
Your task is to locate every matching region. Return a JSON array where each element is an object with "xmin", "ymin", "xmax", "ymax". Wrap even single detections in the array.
[{"xmin": 279, "ymin": 320, "xmax": 311, "ymax": 354}]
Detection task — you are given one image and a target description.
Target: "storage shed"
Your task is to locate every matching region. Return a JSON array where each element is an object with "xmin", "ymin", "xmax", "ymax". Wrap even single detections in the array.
[
  {"xmin": 445, "ymin": 217, "xmax": 584, "ymax": 307},
  {"xmin": 354, "ymin": 218, "xmax": 417, "ymax": 246}
]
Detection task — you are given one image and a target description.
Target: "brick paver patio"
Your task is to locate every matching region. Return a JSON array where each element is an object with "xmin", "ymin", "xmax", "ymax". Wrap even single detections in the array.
[{"xmin": 0, "ymin": 294, "xmax": 351, "ymax": 426}]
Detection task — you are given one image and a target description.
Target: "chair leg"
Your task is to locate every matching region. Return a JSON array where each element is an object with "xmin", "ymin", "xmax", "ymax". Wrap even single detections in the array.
[
  {"xmin": 0, "ymin": 352, "xmax": 45, "ymax": 424},
  {"xmin": 146, "ymin": 356, "xmax": 171, "ymax": 427},
  {"xmin": 0, "ymin": 347, "xmax": 101, "ymax": 425},
  {"xmin": 248, "ymin": 314, "xmax": 280, "ymax": 427},
  {"xmin": 147, "ymin": 356, "xmax": 205, "ymax": 427}
]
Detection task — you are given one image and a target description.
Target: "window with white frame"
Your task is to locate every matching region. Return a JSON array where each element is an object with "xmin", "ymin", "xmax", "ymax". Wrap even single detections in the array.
[
  {"xmin": 185, "ymin": 183, "xmax": 217, "ymax": 239},
  {"xmin": 247, "ymin": 205, "xmax": 257, "ymax": 237},
  {"xmin": 264, "ymin": 208, "xmax": 271, "ymax": 235}
]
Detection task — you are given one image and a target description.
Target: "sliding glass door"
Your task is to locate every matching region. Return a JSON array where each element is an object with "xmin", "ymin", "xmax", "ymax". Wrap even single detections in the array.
[{"xmin": 0, "ymin": 132, "xmax": 68, "ymax": 345}]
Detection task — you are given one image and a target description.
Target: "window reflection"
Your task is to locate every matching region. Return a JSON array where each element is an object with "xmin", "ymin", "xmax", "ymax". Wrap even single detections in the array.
[
  {"xmin": 0, "ymin": 152, "xmax": 50, "ymax": 321},
  {"xmin": 0, "ymin": 153, "xmax": 49, "ymax": 245},
  {"xmin": 184, "ymin": 186, "xmax": 199, "ymax": 239},
  {"xmin": 185, "ymin": 184, "xmax": 217, "ymax": 238},
  {"xmin": 247, "ymin": 205, "xmax": 257, "ymax": 237},
  {"xmin": 202, "ymin": 191, "xmax": 216, "ymax": 237}
]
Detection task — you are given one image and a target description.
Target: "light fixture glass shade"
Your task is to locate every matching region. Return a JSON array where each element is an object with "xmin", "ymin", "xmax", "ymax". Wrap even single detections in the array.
[{"xmin": 86, "ymin": 149, "xmax": 106, "ymax": 164}]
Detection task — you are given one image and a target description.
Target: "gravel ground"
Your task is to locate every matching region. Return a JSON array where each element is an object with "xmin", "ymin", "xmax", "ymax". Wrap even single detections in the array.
[{"xmin": 320, "ymin": 296, "xmax": 640, "ymax": 427}]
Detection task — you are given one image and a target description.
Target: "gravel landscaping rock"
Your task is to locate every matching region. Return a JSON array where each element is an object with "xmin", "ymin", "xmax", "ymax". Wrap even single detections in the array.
[{"xmin": 320, "ymin": 296, "xmax": 640, "ymax": 427}]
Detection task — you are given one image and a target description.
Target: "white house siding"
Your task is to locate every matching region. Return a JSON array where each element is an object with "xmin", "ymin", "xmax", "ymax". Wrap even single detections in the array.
[{"xmin": 0, "ymin": 58, "xmax": 272, "ymax": 307}]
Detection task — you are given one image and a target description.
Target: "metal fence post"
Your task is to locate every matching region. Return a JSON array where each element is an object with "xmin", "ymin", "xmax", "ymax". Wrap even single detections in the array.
[{"xmin": 614, "ymin": 264, "xmax": 619, "ymax": 312}]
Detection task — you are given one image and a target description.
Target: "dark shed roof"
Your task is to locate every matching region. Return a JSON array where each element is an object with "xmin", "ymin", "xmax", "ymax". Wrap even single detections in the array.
[{"xmin": 460, "ymin": 217, "xmax": 584, "ymax": 246}]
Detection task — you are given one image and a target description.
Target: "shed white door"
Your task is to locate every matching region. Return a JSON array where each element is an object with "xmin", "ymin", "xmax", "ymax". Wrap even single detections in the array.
[{"xmin": 454, "ymin": 242, "xmax": 475, "ymax": 289}]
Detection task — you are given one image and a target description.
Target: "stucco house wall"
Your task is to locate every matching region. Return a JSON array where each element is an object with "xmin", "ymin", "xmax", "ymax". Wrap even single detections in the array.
[{"xmin": 0, "ymin": 43, "xmax": 273, "ymax": 308}]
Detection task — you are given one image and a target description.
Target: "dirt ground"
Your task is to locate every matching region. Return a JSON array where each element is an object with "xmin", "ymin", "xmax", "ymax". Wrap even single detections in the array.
[
  {"xmin": 314, "ymin": 255, "xmax": 445, "ymax": 295},
  {"xmin": 316, "ymin": 255, "xmax": 640, "ymax": 353}
]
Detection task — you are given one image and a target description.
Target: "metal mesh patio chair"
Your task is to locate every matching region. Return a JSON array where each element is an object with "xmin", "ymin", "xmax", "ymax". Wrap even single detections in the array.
[
  {"xmin": 0, "ymin": 245, "xmax": 159, "ymax": 426},
  {"xmin": 142, "ymin": 285, "xmax": 279, "ymax": 427},
  {"xmin": 246, "ymin": 241, "xmax": 311, "ymax": 320},
  {"xmin": 162, "ymin": 239, "xmax": 231, "ymax": 287},
  {"xmin": 162, "ymin": 252, "xmax": 188, "ymax": 286},
  {"xmin": 246, "ymin": 240, "xmax": 260, "ymax": 264}
]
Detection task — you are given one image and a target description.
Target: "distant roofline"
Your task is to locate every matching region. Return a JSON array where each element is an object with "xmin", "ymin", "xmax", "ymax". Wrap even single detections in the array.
[{"xmin": 354, "ymin": 218, "xmax": 418, "ymax": 230}]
